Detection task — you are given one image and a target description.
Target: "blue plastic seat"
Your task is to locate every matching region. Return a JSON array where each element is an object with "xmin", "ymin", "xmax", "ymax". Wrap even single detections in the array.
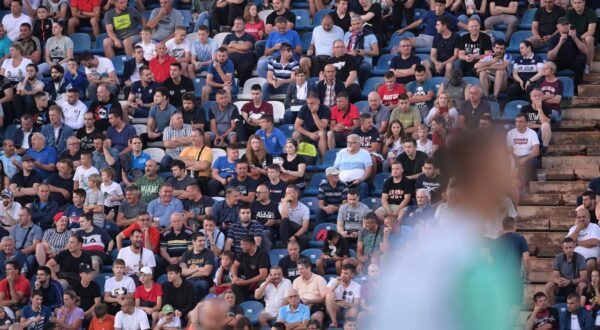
[
  {"xmin": 503, "ymin": 100, "xmax": 529, "ymax": 120},
  {"xmin": 309, "ymin": 223, "xmax": 337, "ymax": 248},
  {"xmin": 92, "ymin": 33, "xmax": 108, "ymax": 55},
  {"xmin": 292, "ymin": 9, "xmax": 311, "ymax": 30},
  {"xmin": 301, "ymin": 248, "xmax": 322, "ymax": 266},
  {"xmin": 202, "ymin": 101, "xmax": 216, "ymax": 122},
  {"xmin": 518, "ymin": 8, "xmax": 537, "ymax": 30},
  {"xmin": 430, "ymin": 76, "xmax": 448, "ymax": 92},
  {"xmin": 384, "ymin": 31, "xmax": 415, "ymax": 52},
  {"xmin": 362, "ymin": 77, "xmax": 384, "ymax": 99},
  {"xmin": 300, "ymin": 197, "xmax": 320, "ymax": 223},
  {"xmin": 143, "ymin": 10, "xmax": 152, "ymax": 20},
  {"xmin": 372, "ymin": 54, "xmax": 394, "ymax": 75},
  {"xmin": 313, "ymin": 148, "xmax": 340, "ymax": 172},
  {"xmin": 157, "ymin": 274, "xmax": 169, "ymax": 285},
  {"xmin": 507, "ymin": 31, "xmax": 533, "ymax": 53},
  {"xmin": 194, "ymin": 78, "xmax": 206, "ymax": 99},
  {"xmin": 301, "ymin": 32, "xmax": 312, "ymax": 53},
  {"xmin": 70, "ymin": 33, "xmax": 91, "ymax": 54},
  {"xmin": 112, "ymin": 55, "xmax": 130, "ymax": 77},
  {"xmin": 240, "ymin": 301, "xmax": 264, "ymax": 325},
  {"xmin": 93, "ymin": 273, "xmax": 112, "ymax": 294},
  {"xmin": 279, "ymin": 124, "xmax": 294, "ymax": 138},
  {"xmin": 313, "ymin": 9, "xmax": 332, "ymax": 27},
  {"xmin": 268, "ymin": 249, "xmax": 289, "ymax": 267},
  {"xmin": 489, "ymin": 101, "xmax": 500, "ymax": 119},
  {"xmin": 372, "ymin": 172, "xmax": 390, "ymax": 196},
  {"xmin": 355, "ymin": 100, "xmax": 369, "ymax": 114},
  {"xmin": 362, "ymin": 197, "xmax": 382, "ymax": 211},
  {"xmin": 463, "ymin": 76, "xmax": 480, "ymax": 86},
  {"xmin": 484, "ymin": 30, "xmax": 506, "ymax": 43},
  {"xmin": 304, "ymin": 173, "xmax": 326, "ymax": 196},
  {"xmin": 558, "ymin": 76, "xmax": 574, "ymax": 99},
  {"xmin": 180, "ymin": 10, "xmax": 193, "ymax": 31}
]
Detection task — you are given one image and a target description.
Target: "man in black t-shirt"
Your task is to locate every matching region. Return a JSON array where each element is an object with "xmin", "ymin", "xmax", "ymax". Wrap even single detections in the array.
[
  {"xmin": 179, "ymin": 92, "xmax": 206, "ymax": 132},
  {"xmin": 430, "ymin": 16, "xmax": 460, "ymax": 78},
  {"xmin": 527, "ymin": 0, "xmax": 565, "ymax": 49},
  {"xmin": 265, "ymin": 0, "xmax": 296, "ymax": 33},
  {"xmin": 45, "ymin": 159, "xmax": 74, "ymax": 207},
  {"xmin": 227, "ymin": 161, "xmax": 258, "ymax": 204},
  {"xmin": 279, "ymin": 240, "xmax": 301, "ymax": 281},
  {"xmin": 265, "ymin": 165, "xmax": 287, "ymax": 203},
  {"xmin": 89, "ymin": 84, "xmax": 123, "ymax": 132},
  {"xmin": 389, "ymin": 38, "xmax": 421, "ymax": 85},
  {"xmin": 126, "ymin": 65, "xmax": 159, "ymax": 119},
  {"xmin": 324, "ymin": 40, "xmax": 362, "ymax": 102},
  {"xmin": 46, "ymin": 235, "xmax": 93, "ymax": 288},
  {"xmin": 484, "ymin": 0, "xmax": 518, "ymax": 40},
  {"xmin": 415, "ymin": 158, "xmax": 446, "ymax": 205},
  {"xmin": 183, "ymin": 183, "xmax": 214, "ymax": 229},
  {"xmin": 180, "ymin": 233, "xmax": 216, "ymax": 300},
  {"xmin": 316, "ymin": 230, "xmax": 349, "ymax": 275},
  {"xmin": 230, "ymin": 236, "xmax": 269, "ymax": 303},
  {"xmin": 548, "ymin": 17, "xmax": 586, "ymax": 86},
  {"xmin": 161, "ymin": 62, "xmax": 194, "ymax": 109},
  {"xmin": 251, "ymin": 184, "xmax": 281, "ymax": 243},
  {"xmin": 520, "ymin": 88, "xmax": 553, "ymax": 152},
  {"xmin": 458, "ymin": 18, "xmax": 492, "ymax": 76},
  {"xmin": 293, "ymin": 92, "xmax": 331, "ymax": 160},
  {"xmin": 222, "ymin": 18, "xmax": 256, "ymax": 85},
  {"xmin": 526, "ymin": 292, "xmax": 560, "ymax": 330},
  {"xmin": 10, "ymin": 155, "xmax": 43, "ymax": 206},
  {"xmin": 375, "ymin": 161, "xmax": 414, "ymax": 222},
  {"xmin": 395, "ymin": 139, "xmax": 428, "ymax": 181},
  {"xmin": 73, "ymin": 263, "xmax": 101, "ymax": 319}
]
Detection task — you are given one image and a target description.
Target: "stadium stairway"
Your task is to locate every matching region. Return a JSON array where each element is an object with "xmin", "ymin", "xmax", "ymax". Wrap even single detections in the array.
[{"xmin": 515, "ymin": 54, "xmax": 600, "ymax": 328}]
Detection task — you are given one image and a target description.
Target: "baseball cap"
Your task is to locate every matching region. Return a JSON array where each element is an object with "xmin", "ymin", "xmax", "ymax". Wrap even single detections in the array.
[
  {"xmin": 140, "ymin": 267, "xmax": 153, "ymax": 275},
  {"xmin": 161, "ymin": 304, "xmax": 174, "ymax": 314},
  {"xmin": 325, "ymin": 167, "xmax": 340, "ymax": 176},
  {"xmin": 21, "ymin": 154, "xmax": 34, "ymax": 162},
  {"xmin": 0, "ymin": 189, "xmax": 12, "ymax": 198},
  {"xmin": 79, "ymin": 263, "xmax": 93, "ymax": 273},
  {"xmin": 53, "ymin": 211, "xmax": 65, "ymax": 222},
  {"xmin": 557, "ymin": 17, "xmax": 569, "ymax": 25}
]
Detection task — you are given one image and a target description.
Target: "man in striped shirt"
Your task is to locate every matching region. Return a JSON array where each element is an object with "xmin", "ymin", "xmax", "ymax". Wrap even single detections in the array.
[
  {"xmin": 224, "ymin": 204, "xmax": 264, "ymax": 256},
  {"xmin": 159, "ymin": 212, "xmax": 193, "ymax": 270},
  {"xmin": 266, "ymin": 42, "xmax": 299, "ymax": 98}
]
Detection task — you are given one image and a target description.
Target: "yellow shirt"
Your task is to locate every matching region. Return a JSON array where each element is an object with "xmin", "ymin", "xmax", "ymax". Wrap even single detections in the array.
[{"xmin": 179, "ymin": 145, "xmax": 213, "ymax": 178}]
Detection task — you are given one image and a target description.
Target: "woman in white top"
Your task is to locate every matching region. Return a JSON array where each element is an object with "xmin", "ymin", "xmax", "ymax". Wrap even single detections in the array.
[
  {"xmin": 38, "ymin": 21, "xmax": 73, "ymax": 75},
  {"xmin": 424, "ymin": 91, "xmax": 459, "ymax": 129},
  {"xmin": 0, "ymin": 42, "xmax": 32, "ymax": 84}
]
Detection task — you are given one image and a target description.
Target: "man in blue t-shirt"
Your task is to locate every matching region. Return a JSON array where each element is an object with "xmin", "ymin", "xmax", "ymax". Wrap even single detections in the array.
[
  {"xmin": 256, "ymin": 114, "xmax": 286, "ymax": 157},
  {"xmin": 258, "ymin": 16, "xmax": 303, "ymax": 78},
  {"xmin": 201, "ymin": 47, "xmax": 235, "ymax": 104},
  {"xmin": 21, "ymin": 290, "xmax": 52, "ymax": 330},
  {"xmin": 207, "ymin": 144, "xmax": 239, "ymax": 197}
]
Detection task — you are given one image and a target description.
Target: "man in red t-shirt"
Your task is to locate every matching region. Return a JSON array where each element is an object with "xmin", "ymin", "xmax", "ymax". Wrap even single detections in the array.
[
  {"xmin": 134, "ymin": 267, "xmax": 163, "ymax": 324},
  {"xmin": 327, "ymin": 91, "xmax": 360, "ymax": 149},
  {"xmin": 377, "ymin": 71, "xmax": 407, "ymax": 107},
  {"xmin": 115, "ymin": 211, "xmax": 160, "ymax": 254},
  {"xmin": 0, "ymin": 260, "xmax": 31, "ymax": 307},
  {"xmin": 67, "ymin": 0, "xmax": 101, "ymax": 37},
  {"xmin": 149, "ymin": 43, "xmax": 177, "ymax": 83},
  {"xmin": 538, "ymin": 62, "xmax": 563, "ymax": 116},
  {"xmin": 241, "ymin": 84, "xmax": 274, "ymax": 136}
]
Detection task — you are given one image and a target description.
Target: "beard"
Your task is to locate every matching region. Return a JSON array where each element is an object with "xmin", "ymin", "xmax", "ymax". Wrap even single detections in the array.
[{"xmin": 51, "ymin": 75, "xmax": 62, "ymax": 83}]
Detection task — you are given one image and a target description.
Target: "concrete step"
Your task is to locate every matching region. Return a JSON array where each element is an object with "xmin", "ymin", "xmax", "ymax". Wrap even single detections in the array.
[
  {"xmin": 520, "ymin": 232, "xmax": 566, "ymax": 257},
  {"xmin": 551, "ymin": 132, "xmax": 600, "ymax": 145},
  {"xmin": 530, "ymin": 257, "xmax": 553, "ymax": 273},
  {"xmin": 541, "ymin": 170, "xmax": 597, "ymax": 181},
  {"xmin": 517, "ymin": 205, "xmax": 576, "ymax": 219},
  {"xmin": 591, "ymin": 62, "xmax": 600, "ymax": 73},
  {"xmin": 556, "ymin": 120, "xmax": 599, "ymax": 131},
  {"xmin": 524, "ymin": 283, "xmax": 547, "ymax": 309},
  {"xmin": 571, "ymin": 96, "xmax": 600, "ymax": 107},
  {"xmin": 517, "ymin": 217, "xmax": 573, "ymax": 231},
  {"xmin": 541, "ymin": 156, "xmax": 600, "ymax": 173},
  {"xmin": 578, "ymin": 84, "xmax": 600, "ymax": 97},
  {"xmin": 584, "ymin": 72, "xmax": 600, "ymax": 83},
  {"xmin": 562, "ymin": 108, "xmax": 600, "ymax": 120},
  {"xmin": 528, "ymin": 271, "xmax": 550, "ymax": 284},
  {"xmin": 519, "ymin": 193, "xmax": 562, "ymax": 206},
  {"xmin": 529, "ymin": 181, "xmax": 588, "ymax": 194}
]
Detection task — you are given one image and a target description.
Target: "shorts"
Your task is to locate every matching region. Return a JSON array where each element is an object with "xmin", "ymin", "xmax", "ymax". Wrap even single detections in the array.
[
  {"xmin": 208, "ymin": 131, "xmax": 237, "ymax": 142},
  {"xmin": 310, "ymin": 304, "xmax": 325, "ymax": 314},
  {"xmin": 376, "ymin": 204, "xmax": 405, "ymax": 217},
  {"xmin": 414, "ymin": 34, "xmax": 434, "ymax": 48}
]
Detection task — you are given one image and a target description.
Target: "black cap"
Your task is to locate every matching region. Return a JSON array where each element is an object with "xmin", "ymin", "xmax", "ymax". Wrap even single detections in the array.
[
  {"xmin": 79, "ymin": 263, "xmax": 93, "ymax": 273},
  {"xmin": 22, "ymin": 154, "xmax": 35, "ymax": 162},
  {"xmin": 557, "ymin": 17, "xmax": 569, "ymax": 25}
]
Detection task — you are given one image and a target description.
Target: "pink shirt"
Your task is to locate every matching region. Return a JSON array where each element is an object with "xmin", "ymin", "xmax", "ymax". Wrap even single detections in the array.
[{"xmin": 245, "ymin": 20, "xmax": 265, "ymax": 41}]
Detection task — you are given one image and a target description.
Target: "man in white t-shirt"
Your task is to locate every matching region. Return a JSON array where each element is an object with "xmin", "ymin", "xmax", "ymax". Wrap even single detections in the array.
[
  {"xmin": 2, "ymin": 0, "xmax": 32, "ymax": 41},
  {"xmin": 116, "ymin": 228, "xmax": 156, "ymax": 277},
  {"xmin": 73, "ymin": 151, "xmax": 99, "ymax": 191},
  {"xmin": 114, "ymin": 297, "xmax": 151, "ymax": 330},
  {"xmin": 506, "ymin": 113, "xmax": 540, "ymax": 189},
  {"xmin": 254, "ymin": 266, "xmax": 293, "ymax": 328},
  {"xmin": 79, "ymin": 53, "xmax": 120, "ymax": 101},
  {"xmin": 165, "ymin": 26, "xmax": 191, "ymax": 78},
  {"xmin": 59, "ymin": 89, "xmax": 87, "ymax": 130},
  {"xmin": 325, "ymin": 263, "xmax": 361, "ymax": 328},
  {"xmin": 567, "ymin": 207, "xmax": 600, "ymax": 272}
]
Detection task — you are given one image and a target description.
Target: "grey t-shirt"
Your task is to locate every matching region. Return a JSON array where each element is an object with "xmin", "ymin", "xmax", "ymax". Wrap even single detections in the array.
[
  {"xmin": 10, "ymin": 223, "xmax": 43, "ymax": 250},
  {"xmin": 369, "ymin": 105, "xmax": 390, "ymax": 132},
  {"xmin": 166, "ymin": 175, "xmax": 196, "ymax": 192},
  {"xmin": 149, "ymin": 8, "xmax": 184, "ymax": 41},
  {"xmin": 42, "ymin": 0, "xmax": 69, "ymax": 19},
  {"xmin": 209, "ymin": 104, "xmax": 239, "ymax": 136},
  {"xmin": 552, "ymin": 252, "xmax": 587, "ymax": 279},
  {"xmin": 85, "ymin": 189, "xmax": 106, "ymax": 227},
  {"xmin": 337, "ymin": 202, "xmax": 371, "ymax": 231},
  {"xmin": 119, "ymin": 200, "xmax": 149, "ymax": 220},
  {"xmin": 104, "ymin": 8, "xmax": 143, "ymax": 40},
  {"xmin": 45, "ymin": 36, "xmax": 73, "ymax": 63}
]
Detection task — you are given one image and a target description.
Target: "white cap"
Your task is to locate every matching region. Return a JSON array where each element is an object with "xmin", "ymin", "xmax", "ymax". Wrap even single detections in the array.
[{"xmin": 140, "ymin": 267, "xmax": 153, "ymax": 275}]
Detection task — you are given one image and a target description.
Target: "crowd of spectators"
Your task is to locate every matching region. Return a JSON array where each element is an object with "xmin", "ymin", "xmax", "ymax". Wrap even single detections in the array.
[{"xmin": 0, "ymin": 0, "xmax": 596, "ymax": 328}]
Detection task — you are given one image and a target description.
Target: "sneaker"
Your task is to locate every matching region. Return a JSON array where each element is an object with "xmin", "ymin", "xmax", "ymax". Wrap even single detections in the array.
[{"xmin": 585, "ymin": 65, "xmax": 591, "ymax": 74}]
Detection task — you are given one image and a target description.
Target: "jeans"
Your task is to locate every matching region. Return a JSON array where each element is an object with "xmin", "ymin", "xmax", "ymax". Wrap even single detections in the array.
[
  {"xmin": 283, "ymin": 110, "xmax": 298, "ymax": 124},
  {"xmin": 458, "ymin": 14, "xmax": 481, "ymax": 25},
  {"xmin": 193, "ymin": 12, "xmax": 211, "ymax": 31},
  {"xmin": 187, "ymin": 278, "xmax": 212, "ymax": 300},
  {"xmin": 279, "ymin": 218, "xmax": 308, "ymax": 250}
]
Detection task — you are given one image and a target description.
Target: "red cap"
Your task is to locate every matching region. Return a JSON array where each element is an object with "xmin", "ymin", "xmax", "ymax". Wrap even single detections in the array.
[{"xmin": 53, "ymin": 212, "xmax": 65, "ymax": 222}]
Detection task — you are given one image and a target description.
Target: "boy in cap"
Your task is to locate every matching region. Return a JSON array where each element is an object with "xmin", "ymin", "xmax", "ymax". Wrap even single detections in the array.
[
  {"xmin": 154, "ymin": 304, "xmax": 181, "ymax": 330},
  {"xmin": 0, "ymin": 189, "xmax": 21, "ymax": 230},
  {"xmin": 318, "ymin": 167, "xmax": 348, "ymax": 223}
]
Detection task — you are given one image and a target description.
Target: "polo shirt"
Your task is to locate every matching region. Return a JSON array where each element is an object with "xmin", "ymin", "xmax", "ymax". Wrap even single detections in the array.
[
  {"xmin": 268, "ymin": 59, "xmax": 299, "ymax": 80},
  {"xmin": 160, "ymin": 227, "xmax": 193, "ymax": 257},
  {"xmin": 26, "ymin": 147, "xmax": 57, "ymax": 180},
  {"xmin": 149, "ymin": 104, "xmax": 178, "ymax": 133},
  {"xmin": 277, "ymin": 304, "xmax": 310, "ymax": 324},
  {"xmin": 318, "ymin": 180, "xmax": 348, "ymax": 206},
  {"xmin": 255, "ymin": 128, "xmax": 287, "ymax": 157},
  {"xmin": 147, "ymin": 198, "xmax": 184, "ymax": 227},
  {"xmin": 330, "ymin": 104, "xmax": 359, "ymax": 128},
  {"xmin": 207, "ymin": 60, "xmax": 235, "ymax": 85},
  {"xmin": 227, "ymin": 220, "xmax": 264, "ymax": 255},
  {"xmin": 278, "ymin": 202, "xmax": 309, "ymax": 226},
  {"xmin": 292, "ymin": 274, "xmax": 327, "ymax": 305}
]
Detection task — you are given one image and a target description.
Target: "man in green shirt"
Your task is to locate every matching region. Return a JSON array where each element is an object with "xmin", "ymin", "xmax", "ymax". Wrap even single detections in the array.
[
  {"xmin": 389, "ymin": 94, "xmax": 421, "ymax": 137},
  {"xmin": 566, "ymin": 0, "xmax": 597, "ymax": 73},
  {"xmin": 135, "ymin": 160, "xmax": 165, "ymax": 202}
]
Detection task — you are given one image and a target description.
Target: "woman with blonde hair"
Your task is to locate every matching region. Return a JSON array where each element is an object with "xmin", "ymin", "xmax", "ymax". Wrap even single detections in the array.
[
  {"xmin": 241, "ymin": 134, "xmax": 273, "ymax": 182},
  {"xmin": 381, "ymin": 120, "xmax": 406, "ymax": 172},
  {"xmin": 424, "ymin": 91, "xmax": 459, "ymax": 129},
  {"xmin": 243, "ymin": 3, "xmax": 265, "ymax": 41}
]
